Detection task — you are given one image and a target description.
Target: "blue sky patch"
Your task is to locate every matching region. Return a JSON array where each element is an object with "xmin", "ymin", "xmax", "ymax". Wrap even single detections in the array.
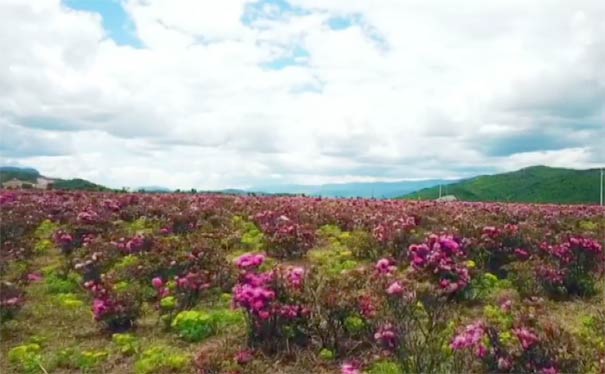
[
  {"xmin": 63, "ymin": 0, "xmax": 142, "ymax": 48},
  {"xmin": 262, "ymin": 45, "xmax": 310, "ymax": 70}
]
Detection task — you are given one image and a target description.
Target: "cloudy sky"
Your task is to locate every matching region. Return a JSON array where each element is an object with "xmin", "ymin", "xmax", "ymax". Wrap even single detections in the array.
[{"xmin": 0, "ymin": 0, "xmax": 604, "ymax": 189}]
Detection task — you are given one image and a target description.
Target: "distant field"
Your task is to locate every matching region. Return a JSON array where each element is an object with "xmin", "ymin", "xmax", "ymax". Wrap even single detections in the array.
[{"xmin": 1, "ymin": 191, "xmax": 604, "ymax": 374}]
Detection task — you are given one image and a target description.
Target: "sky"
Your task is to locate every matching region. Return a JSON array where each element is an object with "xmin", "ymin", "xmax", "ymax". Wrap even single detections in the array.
[{"xmin": 0, "ymin": 0, "xmax": 604, "ymax": 190}]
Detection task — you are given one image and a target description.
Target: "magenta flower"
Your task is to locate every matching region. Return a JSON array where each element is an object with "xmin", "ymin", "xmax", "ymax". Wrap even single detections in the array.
[
  {"xmin": 151, "ymin": 277, "xmax": 163, "ymax": 289},
  {"xmin": 375, "ymin": 258, "xmax": 397, "ymax": 276},
  {"xmin": 513, "ymin": 327, "xmax": 539, "ymax": 350},
  {"xmin": 235, "ymin": 349, "xmax": 254, "ymax": 365},
  {"xmin": 386, "ymin": 281, "xmax": 404, "ymax": 296},
  {"xmin": 341, "ymin": 361, "xmax": 361, "ymax": 374},
  {"xmin": 27, "ymin": 273, "xmax": 43, "ymax": 282}
]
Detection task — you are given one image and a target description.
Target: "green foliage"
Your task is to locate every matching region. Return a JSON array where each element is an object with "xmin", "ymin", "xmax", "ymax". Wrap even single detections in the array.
[
  {"xmin": 55, "ymin": 348, "xmax": 108, "ymax": 371},
  {"xmin": 401, "ymin": 165, "xmax": 602, "ymax": 204},
  {"xmin": 8, "ymin": 344, "xmax": 42, "ymax": 374},
  {"xmin": 112, "ymin": 333, "xmax": 139, "ymax": 356},
  {"xmin": 171, "ymin": 310, "xmax": 214, "ymax": 342},
  {"xmin": 44, "ymin": 270, "xmax": 81, "ymax": 294},
  {"xmin": 483, "ymin": 304, "xmax": 513, "ymax": 330},
  {"xmin": 307, "ymin": 241, "xmax": 359, "ymax": 276},
  {"xmin": 171, "ymin": 309, "xmax": 245, "ymax": 342},
  {"xmin": 344, "ymin": 315, "xmax": 366, "ymax": 335},
  {"xmin": 34, "ymin": 220, "xmax": 58, "ymax": 240},
  {"xmin": 465, "ymin": 272, "xmax": 513, "ymax": 301},
  {"xmin": 56, "ymin": 293, "xmax": 84, "ymax": 309},
  {"xmin": 578, "ymin": 220, "xmax": 598, "ymax": 232},
  {"xmin": 160, "ymin": 296, "xmax": 177, "ymax": 310},
  {"xmin": 211, "ymin": 309, "xmax": 245, "ymax": 331},
  {"xmin": 368, "ymin": 361, "xmax": 403, "ymax": 374},
  {"xmin": 32, "ymin": 220, "xmax": 59, "ymax": 254},
  {"xmin": 233, "ymin": 216, "xmax": 266, "ymax": 251},
  {"xmin": 318, "ymin": 348, "xmax": 335, "ymax": 360},
  {"xmin": 122, "ymin": 217, "xmax": 158, "ymax": 236},
  {"xmin": 134, "ymin": 346, "xmax": 189, "ymax": 374}
]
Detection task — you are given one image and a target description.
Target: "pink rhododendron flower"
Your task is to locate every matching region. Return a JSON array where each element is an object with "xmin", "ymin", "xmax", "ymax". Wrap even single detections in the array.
[
  {"xmin": 386, "ymin": 281, "xmax": 404, "ymax": 296},
  {"xmin": 341, "ymin": 361, "xmax": 361, "ymax": 374},
  {"xmin": 513, "ymin": 327, "xmax": 539, "ymax": 350},
  {"xmin": 27, "ymin": 273, "xmax": 43, "ymax": 282},
  {"xmin": 375, "ymin": 258, "xmax": 397, "ymax": 276},
  {"xmin": 151, "ymin": 277, "xmax": 163, "ymax": 289}
]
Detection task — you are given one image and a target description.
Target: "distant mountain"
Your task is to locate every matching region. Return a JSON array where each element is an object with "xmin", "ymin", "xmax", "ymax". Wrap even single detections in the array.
[
  {"xmin": 137, "ymin": 186, "xmax": 172, "ymax": 193},
  {"xmin": 400, "ymin": 165, "xmax": 603, "ymax": 204},
  {"xmin": 250, "ymin": 179, "xmax": 457, "ymax": 198},
  {"xmin": 0, "ymin": 166, "xmax": 40, "ymax": 183},
  {"xmin": 0, "ymin": 166, "xmax": 109, "ymax": 191}
]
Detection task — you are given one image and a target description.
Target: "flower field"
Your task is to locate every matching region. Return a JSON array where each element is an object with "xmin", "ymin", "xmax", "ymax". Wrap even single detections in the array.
[{"xmin": 1, "ymin": 190, "xmax": 604, "ymax": 374}]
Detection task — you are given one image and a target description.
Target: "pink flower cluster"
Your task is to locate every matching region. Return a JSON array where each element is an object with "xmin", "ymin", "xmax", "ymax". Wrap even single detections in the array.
[
  {"xmin": 537, "ymin": 265, "xmax": 565, "ymax": 286},
  {"xmin": 409, "ymin": 234, "xmax": 470, "ymax": 294},
  {"xmin": 77, "ymin": 210, "xmax": 99, "ymax": 224},
  {"xmin": 84, "ymin": 281, "xmax": 114, "ymax": 321},
  {"xmin": 113, "ymin": 234, "xmax": 147, "ymax": 253},
  {"xmin": 372, "ymin": 215, "xmax": 416, "ymax": 244},
  {"xmin": 176, "ymin": 272, "xmax": 211, "ymax": 292},
  {"xmin": 451, "ymin": 321, "xmax": 488, "ymax": 358},
  {"xmin": 374, "ymin": 258, "xmax": 397, "ymax": 276},
  {"xmin": 513, "ymin": 327, "xmax": 539, "ymax": 350},
  {"xmin": 53, "ymin": 230, "xmax": 74, "ymax": 251},
  {"xmin": 234, "ymin": 349, "xmax": 255, "ymax": 365},
  {"xmin": 233, "ymin": 254, "xmax": 276, "ymax": 320},
  {"xmin": 385, "ymin": 281, "xmax": 416, "ymax": 302},
  {"xmin": 235, "ymin": 253, "xmax": 266, "ymax": 270},
  {"xmin": 359, "ymin": 295, "xmax": 377, "ymax": 318},
  {"xmin": 285, "ymin": 266, "xmax": 305, "ymax": 289},
  {"xmin": 151, "ymin": 277, "xmax": 170, "ymax": 298},
  {"xmin": 374, "ymin": 323, "xmax": 399, "ymax": 349},
  {"xmin": 541, "ymin": 236, "xmax": 603, "ymax": 265},
  {"xmin": 341, "ymin": 361, "xmax": 361, "ymax": 374}
]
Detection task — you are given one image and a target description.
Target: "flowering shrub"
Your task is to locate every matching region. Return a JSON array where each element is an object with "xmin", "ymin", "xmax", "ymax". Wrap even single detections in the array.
[
  {"xmin": 84, "ymin": 278, "xmax": 143, "ymax": 331},
  {"xmin": 451, "ymin": 299, "xmax": 582, "ymax": 373},
  {"xmin": 253, "ymin": 211, "xmax": 316, "ymax": 258},
  {"xmin": 408, "ymin": 234, "xmax": 472, "ymax": 296},
  {"xmin": 0, "ymin": 281, "xmax": 24, "ymax": 322},
  {"xmin": 538, "ymin": 236, "xmax": 603, "ymax": 297}
]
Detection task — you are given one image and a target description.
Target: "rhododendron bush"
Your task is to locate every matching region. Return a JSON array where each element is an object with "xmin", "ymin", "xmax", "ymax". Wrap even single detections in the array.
[{"xmin": 0, "ymin": 190, "xmax": 603, "ymax": 374}]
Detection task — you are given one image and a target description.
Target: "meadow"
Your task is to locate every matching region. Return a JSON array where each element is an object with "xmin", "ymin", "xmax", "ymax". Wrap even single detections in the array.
[{"xmin": 1, "ymin": 190, "xmax": 604, "ymax": 374}]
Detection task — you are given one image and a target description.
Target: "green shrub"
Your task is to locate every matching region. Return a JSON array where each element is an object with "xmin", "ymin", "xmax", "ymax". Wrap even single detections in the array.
[
  {"xmin": 56, "ymin": 293, "xmax": 84, "ymax": 309},
  {"xmin": 45, "ymin": 271, "xmax": 81, "ymax": 294},
  {"xmin": 34, "ymin": 220, "xmax": 59, "ymax": 240},
  {"xmin": 368, "ymin": 361, "xmax": 403, "ymax": 374},
  {"xmin": 8, "ymin": 344, "xmax": 43, "ymax": 374},
  {"xmin": 171, "ymin": 309, "xmax": 245, "ymax": 342},
  {"xmin": 344, "ymin": 315, "xmax": 366, "ymax": 335},
  {"xmin": 319, "ymin": 348, "xmax": 335, "ymax": 360},
  {"xmin": 112, "ymin": 333, "xmax": 139, "ymax": 356},
  {"xmin": 464, "ymin": 272, "xmax": 513, "ymax": 301},
  {"xmin": 55, "ymin": 348, "xmax": 108, "ymax": 370},
  {"xmin": 135, "ymin": 346, "xmax": 189, "ymax": 374},
  {"xmin": 171, "ymin": 310, "xmax": 214, "ymax": 342}
]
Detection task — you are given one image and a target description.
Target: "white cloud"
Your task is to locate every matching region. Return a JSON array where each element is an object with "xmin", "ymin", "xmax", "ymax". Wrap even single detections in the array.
[{"xmin": 0, "ymin": 0, "xmax": 603, "ymax": 189}]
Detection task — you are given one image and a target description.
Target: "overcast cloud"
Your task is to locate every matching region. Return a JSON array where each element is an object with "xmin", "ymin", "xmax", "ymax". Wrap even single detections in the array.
[{"xmin": 0, "ymin": 0, "xmax": 603, "ymax": 189}]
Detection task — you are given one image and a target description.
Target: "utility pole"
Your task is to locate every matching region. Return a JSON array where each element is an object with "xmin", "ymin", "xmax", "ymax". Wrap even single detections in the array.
[
  {"xmin": 601, "ymin": 168, "xmax": 603, "ymax": 206},
  {"xmin": 439, "ymin": 184, "xmax": 442, "ymax": 199}
]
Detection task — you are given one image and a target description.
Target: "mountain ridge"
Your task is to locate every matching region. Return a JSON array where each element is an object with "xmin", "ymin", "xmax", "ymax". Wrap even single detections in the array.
[{"xmin": 400, "ymin": 165, "xmax": 603, "ymax": 204}]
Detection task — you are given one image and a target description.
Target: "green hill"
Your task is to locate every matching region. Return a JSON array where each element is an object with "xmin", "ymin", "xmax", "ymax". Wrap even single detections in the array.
[
  {"xmin": 0, "ymin": 166, "xmax": 40, "ymax": 183},
  {"xmin": 1, "ymin": 167, "xmax": 110, "ymax": 191},
  {"xmin": 53, "ymin": 178, "xmax": 109, "ymax": 191},
  {"xmin": 400, "ymin": 165, "xmax": 603, "ymax": 204}
]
